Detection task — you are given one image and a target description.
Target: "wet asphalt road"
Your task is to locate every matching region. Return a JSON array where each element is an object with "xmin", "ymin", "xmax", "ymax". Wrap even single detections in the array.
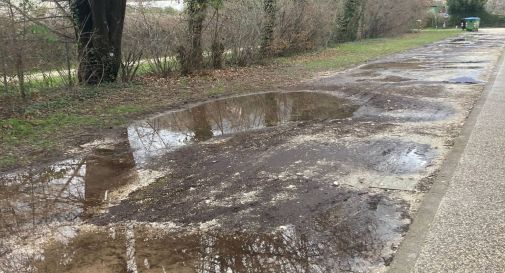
[{"xmin": 1, "ymin": 29, "xmax": 505, "ymax": 273}]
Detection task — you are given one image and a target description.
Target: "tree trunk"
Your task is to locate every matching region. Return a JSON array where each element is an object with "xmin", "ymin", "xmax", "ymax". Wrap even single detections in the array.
[
  {"xmin": 182, "ymin": 0, "xmax": 208, "ymax": 75},
  {"xmin": 2, "ymin": 62, "xmax": 8, "ymax": 94},
  {"xmin": 71, "ymin": 0, "xmax": 127, "ymax": 85},
  {"xmin": 261, "ymin": 0, "xmax": 277, "ymax": 57},
  {"xmin": 15, "ymin": 52, "xmax": 26, "ymax": 100},
  {"xmin": 211, "ymin": 9, "xmax": 224, "ymax": 69}
]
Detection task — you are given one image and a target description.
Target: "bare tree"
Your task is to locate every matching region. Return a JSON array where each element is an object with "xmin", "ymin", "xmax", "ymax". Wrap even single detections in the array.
[{"xmin": 1, "ymin": 0, "xmax": 29, "ymax": 99}]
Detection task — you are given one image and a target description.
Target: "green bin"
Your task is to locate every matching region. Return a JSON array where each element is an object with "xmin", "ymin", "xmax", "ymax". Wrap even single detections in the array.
[{"xmin": 464, "ymin": 17, "xmax": 480, "ymax": 31}]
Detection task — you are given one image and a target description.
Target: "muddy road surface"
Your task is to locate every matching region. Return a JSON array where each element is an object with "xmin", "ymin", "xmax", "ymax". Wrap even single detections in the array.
[{"xmin": 2, "ymin": 29, "xmax": 505, "ymax": 273}]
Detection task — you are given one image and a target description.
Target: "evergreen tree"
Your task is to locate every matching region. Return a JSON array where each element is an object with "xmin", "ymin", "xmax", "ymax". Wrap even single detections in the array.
[{"xmin": 448, "ymin": 0, "xmax": 488, "ymax": 15}]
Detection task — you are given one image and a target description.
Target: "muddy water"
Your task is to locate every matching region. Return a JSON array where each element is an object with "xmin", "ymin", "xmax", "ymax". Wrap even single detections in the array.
[
  {"xmin": 36, "ymin": 191, "xmax": 410, "ymax": 273},
  {"xmin": 447, "ymin": 75, "xmax": 483, "ymax": 84},
  {"xmin": 127, "ymin": 92, "xmax": 357, "ymax": 163},
  {"xmin": 0, "ymin": 141, "xmax": 142, "ymax": 239},
  {"xmin": 0, "ymin": 92, "xmax": 355, "ymax": 231}
]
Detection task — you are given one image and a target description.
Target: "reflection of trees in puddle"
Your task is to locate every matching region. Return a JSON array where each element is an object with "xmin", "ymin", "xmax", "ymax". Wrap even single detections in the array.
[
  {"xmin": 1, "ymin": 159, "xmax": 87, "ymax": 236},
  {"xmin": 1, "ymin": 159, "xmax": 88, "ymax": 272},
  {"xmin": 0, "ymin": 140, "xmax": 139, "ymax": 262},
  {"xmin": 36, "ymin": 194, "xmax": 408, "ymax": 273},
  {"xmin": 0, "ymin": 140, "xmax": 142, "ymax": 272},
  {"xmin": 126, "ymin": 94, "xmax": 294, "ymax": 162},
  {"xmin": 83, "ymin": 142, "xmax": 139, "ymax": 215},
  {"xmin": 36, "ymin": 222, "xmax": 386, "ymax": 273},
  {"xmin": 127, "ymin": 92, "xmax": 356, "ymax": 163},
  {"xmin": 1, "ymin": 158, "xmax": 408, "ymax": 273}
]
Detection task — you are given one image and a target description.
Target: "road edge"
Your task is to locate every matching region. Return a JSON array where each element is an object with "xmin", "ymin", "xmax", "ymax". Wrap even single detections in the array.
[{"xmin": 387, "ymin": 39, "xmax": 505, "ymax": 273}]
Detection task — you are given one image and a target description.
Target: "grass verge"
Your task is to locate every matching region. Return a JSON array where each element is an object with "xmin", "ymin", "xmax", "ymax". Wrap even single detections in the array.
[{"xmin": 282, "ymin": 29, "xmax": 461, "ymax": 70}]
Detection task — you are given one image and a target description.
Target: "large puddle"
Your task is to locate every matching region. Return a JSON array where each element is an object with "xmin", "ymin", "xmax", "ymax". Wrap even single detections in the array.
[
  {"xmin": 0, "ymin": 92, "xmax": 358, "ymax": 245},
  {"xmin": 127, "ymin": 92, "xmax": 357, "ymax": 163}
]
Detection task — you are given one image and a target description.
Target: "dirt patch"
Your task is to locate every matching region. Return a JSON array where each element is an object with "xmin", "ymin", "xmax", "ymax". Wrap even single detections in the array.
[{"xmin": 90, "ymin": 120, "xmax": 425, "ymax": 225}]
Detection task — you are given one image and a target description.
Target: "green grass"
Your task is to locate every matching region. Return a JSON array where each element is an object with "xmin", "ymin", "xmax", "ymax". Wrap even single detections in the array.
[
  {"xmin": 107, "ymin": 104, "xmax": 144, "ymax": 115},
  {"xmin": 0, "ymin": 95, "xmax": 147, "ymax": 168},
  {"xmin": 285, "ymin": 29, "xmax": 462, "ymax": 71},
  {"xmin": 0, "ymin": 113, "xmax": 99, "ymax": 168},
  {"xmin": 1, "ymin": 114, "xmax": 98, "ymax": 147},
  {"xmin": 106, "ymin": 104, "xmax": 146, "ymax": 125},
  {"xmin": 4, "ymin": 74, "xmax": 74, "ymax": 102}
]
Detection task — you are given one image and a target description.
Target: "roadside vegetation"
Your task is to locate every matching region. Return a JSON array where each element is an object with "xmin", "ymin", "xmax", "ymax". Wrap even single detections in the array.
[
  {"xmin": 0, "ymin": 0, "xmax": 476, "ymax": 171},
  {"xmin": 288, "ymin": 29, "xmax": 461, "ymax": 70}
]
